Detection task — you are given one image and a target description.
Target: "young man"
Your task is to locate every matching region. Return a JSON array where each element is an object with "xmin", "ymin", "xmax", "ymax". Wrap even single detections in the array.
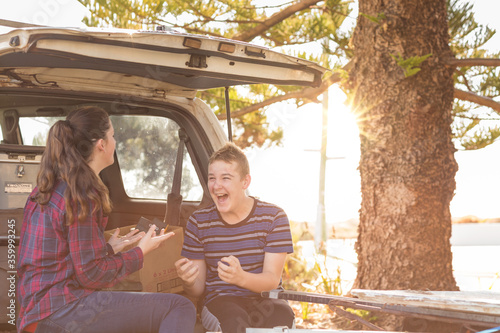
[{"xmin": 175, "ymin": 142, "xmax": 294, "ymax": 332}]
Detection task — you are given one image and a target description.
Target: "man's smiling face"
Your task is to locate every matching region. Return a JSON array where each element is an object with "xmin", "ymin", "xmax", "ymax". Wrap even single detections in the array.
[{"xmin": 208, "ymin": 160, "xmax": 249, "ymax": 215}]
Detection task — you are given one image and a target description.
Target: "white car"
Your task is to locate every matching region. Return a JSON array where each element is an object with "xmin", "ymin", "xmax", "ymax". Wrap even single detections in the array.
[{"xmin": 0, "ymin": 22, "xmax": 325, "ymax": 331}]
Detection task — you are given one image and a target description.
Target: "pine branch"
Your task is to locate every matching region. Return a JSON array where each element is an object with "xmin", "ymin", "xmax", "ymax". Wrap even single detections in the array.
[
  {"xmin": 446, "ymin": 58, "xmax": 500, "ymax": 67},
  {"xmin": 152, "ymin": 17, "xmax": 225, "ymax": 38},
  {"xmin": 454, "ymin": 68, "xmax": 473, "ymax": 91},
  {"xmin": 184, "ymin": 1, "xmax": 213, "ymax": 21},
  {"xmin": 231, "ymin": 0, "xmax": 323, "ymax": 42},
  {"xmin": 178, "ymin": 25, "xmax": 225, "ymax": 38},
  {"xmin": 219, "ymin": 76, "xmax": 500, "ymax": 121},
  {"xmin": 217, "ymin": 71, "xmax": 342, "ymax": 120},
  {"xmin": 251, "ymin": 2, "xmax": 295, "ymax": 11},
  {"xmin": 454, "ymin": 88, "xmax": 500, "ymax": 116}
]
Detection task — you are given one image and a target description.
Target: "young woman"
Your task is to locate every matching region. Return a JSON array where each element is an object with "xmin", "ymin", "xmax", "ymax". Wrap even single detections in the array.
[{"xmin": 17, "ymin": 106, "xmax": 196, "ymax": 333}]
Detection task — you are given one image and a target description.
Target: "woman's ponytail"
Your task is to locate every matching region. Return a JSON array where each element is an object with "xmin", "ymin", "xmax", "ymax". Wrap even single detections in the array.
[{"xmin": 36, "ymin": 120, "xmax": 75, "ymax": 205}]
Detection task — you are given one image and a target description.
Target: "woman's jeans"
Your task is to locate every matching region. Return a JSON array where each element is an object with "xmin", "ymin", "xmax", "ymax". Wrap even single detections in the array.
[{"xmin": 34, "ymin": 291, "xmax": 196, "ymax": 333}]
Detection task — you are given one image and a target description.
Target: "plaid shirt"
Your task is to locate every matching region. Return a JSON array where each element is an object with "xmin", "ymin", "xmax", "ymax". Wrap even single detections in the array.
[{"xmin": 17, "ymin": 180, "xmax": 143, "ymax": 332}]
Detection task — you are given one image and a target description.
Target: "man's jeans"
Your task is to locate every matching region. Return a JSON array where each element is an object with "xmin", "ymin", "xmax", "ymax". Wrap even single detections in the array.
[{"xmin": 34, "ymin": 291, "xmax": 196, "ymax": 333}]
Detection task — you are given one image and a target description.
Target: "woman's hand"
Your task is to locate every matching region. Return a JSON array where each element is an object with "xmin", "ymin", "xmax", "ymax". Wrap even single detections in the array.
[
  {"xmin": 137, "ymin": 225, "xmax": 175, "ymax": 255},
  {"xmin": 217, "ymin": 255, "xmax": 244, "ymax": 285},
  {"xmin": 107, "ymin": 227, "xmax": 143, "ymax": 253}
]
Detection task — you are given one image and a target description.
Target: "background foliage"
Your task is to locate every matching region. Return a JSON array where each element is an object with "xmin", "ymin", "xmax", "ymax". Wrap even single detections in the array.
[{"xmin": 78, "ymin": 0, "xmax": 500, "ymax": 150}]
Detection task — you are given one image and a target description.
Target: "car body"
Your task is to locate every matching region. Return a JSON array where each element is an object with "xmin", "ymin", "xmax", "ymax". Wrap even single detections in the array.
[{"xmin": 0, "ymin": 23, "xmax": 326, "ymax": 330}]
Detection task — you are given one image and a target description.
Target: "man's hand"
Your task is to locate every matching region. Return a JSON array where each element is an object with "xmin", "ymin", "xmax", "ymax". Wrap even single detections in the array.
[
  {"xmin": 217, "ymin": 255, "xmax": 244, "ymax": 285},
  {"xmin": 175, "ymin": 258, "xmax": 199, "ymax": 286},
  {"xmin": 107, "ymin": 227, "xmax": 143, "ymax": 253},
  {"xmin": 175, "ymin": 258, "xmax": 206, "ymax": 297},
  {"xmin": 216, "ymin": 252, "xmax": 287, "ymax": 293}
]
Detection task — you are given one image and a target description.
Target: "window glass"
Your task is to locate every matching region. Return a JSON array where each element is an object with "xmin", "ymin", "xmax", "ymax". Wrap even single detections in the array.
[
  {"xmin": 111, "ymin": 115, "xmax": 203, "ymax": 201},
  {"xmin": 19, "ymin": 117, "xmax": 62, "ymax": 146}
]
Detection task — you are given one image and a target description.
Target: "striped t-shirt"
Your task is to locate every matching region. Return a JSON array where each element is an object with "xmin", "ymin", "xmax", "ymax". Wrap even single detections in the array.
[{"xmin": 181, "ymin": 198, "xmax": 293, "ymax": 305}]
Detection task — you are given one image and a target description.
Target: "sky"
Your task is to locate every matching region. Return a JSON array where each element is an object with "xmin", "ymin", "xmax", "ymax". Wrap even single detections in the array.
[
  {"xmin": 1, "ymin": 0, "xmax": 499, "ymax": 224},
  {"xmin": 0, "ymin": 0, "xmax": 89, "ymax": 28}
]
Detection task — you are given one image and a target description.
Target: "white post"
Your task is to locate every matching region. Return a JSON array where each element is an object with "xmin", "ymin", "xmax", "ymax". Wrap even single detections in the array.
[{"xmin": 315, "ymin": 86, "xmax": 328, "ymax": 250}]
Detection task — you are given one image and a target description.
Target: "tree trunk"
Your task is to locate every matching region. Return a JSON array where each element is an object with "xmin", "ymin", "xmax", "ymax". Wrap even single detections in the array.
[{"xmin": 347, "ymin": 0, "xmax": 458, "ymax": 328}]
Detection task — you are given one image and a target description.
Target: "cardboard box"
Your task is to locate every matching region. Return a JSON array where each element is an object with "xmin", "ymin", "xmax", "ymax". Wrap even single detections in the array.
[{"xmin": 104, "ymin": 224, "xmax": 184, "ymax": 294}]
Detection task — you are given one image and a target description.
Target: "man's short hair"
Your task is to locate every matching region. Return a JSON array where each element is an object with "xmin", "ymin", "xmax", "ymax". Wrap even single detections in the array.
[{"xmin": 209, "ymin": 142, "xmax": 250, "ymax": 178}]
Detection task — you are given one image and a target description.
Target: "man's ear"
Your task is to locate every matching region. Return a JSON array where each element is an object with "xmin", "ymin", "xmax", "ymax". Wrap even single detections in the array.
[{"xmin": 242, "ymin": 174, "xmax": 251, "ymax": 189}]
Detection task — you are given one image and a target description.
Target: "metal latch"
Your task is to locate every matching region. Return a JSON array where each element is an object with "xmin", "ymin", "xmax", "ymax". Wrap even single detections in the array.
[
  {"xmin": 186, "ymin": 54, "xmax": 207, "ymax": 69},
  {"xmin": 16, "ymin": 165, "xmax": 25, "ymax": 178}
]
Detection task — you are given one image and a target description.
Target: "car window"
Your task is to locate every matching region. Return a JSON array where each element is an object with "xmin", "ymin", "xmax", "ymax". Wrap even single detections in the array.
[
  {"xmin": 19, "ymin": 117, "xmax": 61, "ymax": 146},
  {"xmin": 111, "ymin": 115, "xmax": 203, "ymax": 201},
  {"xmin": 17, "ymin": 115, "xmax": 203, "ymax": 201}
]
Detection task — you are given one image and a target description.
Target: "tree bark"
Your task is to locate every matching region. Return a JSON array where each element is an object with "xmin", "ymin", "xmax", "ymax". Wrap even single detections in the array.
[{"xmin": 347, "ymin": 0, "xmax": 458, "ymax": 329}]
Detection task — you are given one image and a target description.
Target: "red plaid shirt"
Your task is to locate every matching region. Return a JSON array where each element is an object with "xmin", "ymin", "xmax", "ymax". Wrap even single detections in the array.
[{"xmin": 17, "ymin": 180, "xmax": 143, "ymax": 332}]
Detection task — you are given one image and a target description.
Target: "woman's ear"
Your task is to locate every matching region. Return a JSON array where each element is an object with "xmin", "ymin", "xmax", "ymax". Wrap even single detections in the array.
[{"xmin": 95, "ymin": 138, "xmax": 105, "ymax": 151}]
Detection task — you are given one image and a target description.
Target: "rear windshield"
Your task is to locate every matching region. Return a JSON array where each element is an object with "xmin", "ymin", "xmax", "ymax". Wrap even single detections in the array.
[
  {"xmin": 17, "ymin": 115, "xmax": 203, "ymax": 202},
  {"xmin": 111, "ymin": 115, "xmax": 203, "ymax": 201},
  {"xmin": 19, "ymin": 117, "xmax": 62, "ymax": 146}
]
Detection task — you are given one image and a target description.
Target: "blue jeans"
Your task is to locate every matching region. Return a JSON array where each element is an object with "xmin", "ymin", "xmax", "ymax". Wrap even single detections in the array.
[{"xmin": 34, "ymin": 291, "xmax": 196, "ymax": 333}]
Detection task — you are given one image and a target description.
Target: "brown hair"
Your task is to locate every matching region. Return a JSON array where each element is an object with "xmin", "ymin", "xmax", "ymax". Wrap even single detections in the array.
[
  {"xmin": 34, "ymin": 106, "xmax": 112, "ymax": 224},
  {"xmin": 208, "ymin": 142, "xmax": 250, "ymax": 178}
]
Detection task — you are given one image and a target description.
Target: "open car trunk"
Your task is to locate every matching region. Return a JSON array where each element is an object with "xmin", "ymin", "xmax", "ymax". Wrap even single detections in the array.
[{"xmin": 0, "ymin": 26, "xmax": 325, "ymax": 97}]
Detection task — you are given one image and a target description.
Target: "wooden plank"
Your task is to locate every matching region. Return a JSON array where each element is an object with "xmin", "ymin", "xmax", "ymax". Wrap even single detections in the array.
[
  {"xmin": 328, "ymin": 298, "xmax": 500, "ymax": 327},
  {"xmin": 351, "ymin": 290, "xmax": 500, "ymax": 316},
  {"xmin": 263, "ymin": 290, "xmax": 500, "ymax": 327}
]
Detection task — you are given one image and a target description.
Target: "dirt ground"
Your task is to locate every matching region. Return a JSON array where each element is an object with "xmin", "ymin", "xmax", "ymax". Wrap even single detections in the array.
[{"xmin": 290, "ymin": 301, "xmax": 365, "ymax": 330}]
